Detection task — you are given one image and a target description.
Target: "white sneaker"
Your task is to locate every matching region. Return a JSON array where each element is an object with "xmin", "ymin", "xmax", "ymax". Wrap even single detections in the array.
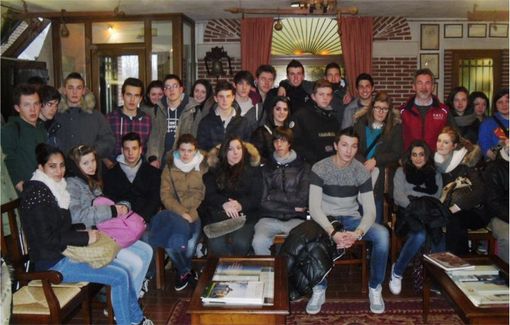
[
  {"xmin": 389, "ymin": 263, "xmax": 402, "ymax": 295},
  {"xmin": 368, "ymin": 284, "xmax": 385, "ymax": 314},
  {"xmin": 306, "ymin": 285, "xmax": 326, "ymax": 315}
]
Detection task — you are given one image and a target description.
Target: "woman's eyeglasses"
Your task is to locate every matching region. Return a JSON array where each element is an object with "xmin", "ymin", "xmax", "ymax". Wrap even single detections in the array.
[{"xmin": 373, "ymin": 106, "xmax": 390, "ymax": 113}]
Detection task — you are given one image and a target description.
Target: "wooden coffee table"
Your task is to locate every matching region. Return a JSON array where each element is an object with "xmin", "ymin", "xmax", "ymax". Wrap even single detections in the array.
[
  {"xmin": 188, "ymin": 256, "xmax": 289, "ymax": 325},
  {"xmin": 423, "ymin": 255, "xmax": 509, "ymax": 324}
]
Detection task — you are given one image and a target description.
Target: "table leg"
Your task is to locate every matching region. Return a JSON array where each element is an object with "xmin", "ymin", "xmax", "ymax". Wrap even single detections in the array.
[{"xmin": 422, "ymin": 266, "xmax": 430, "ymax": 324}]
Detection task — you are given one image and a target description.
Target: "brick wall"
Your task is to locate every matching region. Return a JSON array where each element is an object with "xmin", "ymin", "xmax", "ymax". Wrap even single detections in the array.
[
  {"xmin": 372, "ymin": 57, "xmax": 417, "ymax": 107},
  {"xmin": 444, "ymin": 50, "xmax": 453, "ymax": 101},
  {"xmin": 502, "ymin": 49, "xmax": 509, "ymax": 89},
  {"xmin": 197, "ymin": 57, "xmax": 241, "ymax": 85},
  {"xmin": 373, "ymin": 17, "xmax": 411, "ymax": 41}
]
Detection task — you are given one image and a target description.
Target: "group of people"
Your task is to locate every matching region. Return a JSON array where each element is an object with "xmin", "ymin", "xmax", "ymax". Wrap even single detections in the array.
[{"xmin": 1, "ymin": 57, "xmax": 508, "ymax": 320}]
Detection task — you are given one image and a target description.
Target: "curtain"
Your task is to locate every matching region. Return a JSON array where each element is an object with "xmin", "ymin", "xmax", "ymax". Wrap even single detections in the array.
[
  {"xmin": 241, "ymin": 18, "xmax": 274, "ymax": 75},
  {"xmin": 339, "ymin": 16, "xmax": 373, "ymax": 97}
]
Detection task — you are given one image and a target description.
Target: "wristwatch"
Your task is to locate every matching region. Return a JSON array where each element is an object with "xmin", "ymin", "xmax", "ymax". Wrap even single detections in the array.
[{"xmin": 355, "ymin": 229, "xmax": 364, "ymax": 240}]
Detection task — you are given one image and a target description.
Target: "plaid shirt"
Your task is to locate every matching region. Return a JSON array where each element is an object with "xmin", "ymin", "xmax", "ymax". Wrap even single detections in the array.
[{"xmin": 107, "ymin": 108, "xmax": 152, "ymax": 159}]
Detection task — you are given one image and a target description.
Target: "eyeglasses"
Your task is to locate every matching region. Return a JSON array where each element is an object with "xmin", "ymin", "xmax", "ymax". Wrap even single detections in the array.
[
  {"xmin": 164, "ymin": 84, "xmax": 180, "ymax": 90},
  {"xmin": 373, "ymin": 106, "xmax": 390, "ymax": 113}
]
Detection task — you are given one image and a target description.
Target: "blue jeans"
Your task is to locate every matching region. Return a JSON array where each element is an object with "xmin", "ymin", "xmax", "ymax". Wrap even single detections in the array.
[
  {"xmin": 165, "ymin": 217, "xmax": 201, "ymax": 277},
  {"xmin": 252, "ymin": 218, "xmax": 304, "ymax": 255},
  {"xmin": 375, "ymin": 197, "xmax": 384, "ymax": 225},
  {"xmin": 394, "ymin": 230, "xmax": 445, "ymax": 277},
  {"xmin": 115, "ymin": 240, "xmax": 153, "ymax": 295},
  {"xmin": 318, "ymin": 216, "xmax": 389, "ymax": 289},
  {"xmin": 51, "ymin": 257, "xmax": 143, "ymax": 325}
]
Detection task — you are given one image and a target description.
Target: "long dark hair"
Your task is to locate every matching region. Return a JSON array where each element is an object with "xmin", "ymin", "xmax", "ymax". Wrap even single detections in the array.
[
  {"xmin": 143, "ymin": 80, "xmax": 164, "ymax": 106},
  {"xmin": 190, "ymin": 79, "xmax": 213, "ymax": 103},
  {"xmin": 366, "ymin": 91, "xmax": 397, "ymax": 139},
  {"xmin": 446, "ymin": 86, "xmax": 472, "ymax": 115},
  {"xmin": 401, "ymin": 140, "xmax": 434, "ymax": 174},
  {"xmin": 216, "ymin": 135, "xmax": 247, "ymax": 191},
  {"xmin": 67, "ymin": 144, "xmax": 102, "ymax": 191},
  {"xmin": 266, "ymin": 96, "xmax": 291, "ymax": 127}
]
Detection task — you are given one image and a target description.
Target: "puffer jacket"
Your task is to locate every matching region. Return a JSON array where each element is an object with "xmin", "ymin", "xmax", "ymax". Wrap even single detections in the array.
[
  {"xmin": 278, "ymin": 220, "xmax": 337, "ymax": 301},
  {"xmin": 260, "ymin": 153, "xmax": 310, "ymax": 220}
]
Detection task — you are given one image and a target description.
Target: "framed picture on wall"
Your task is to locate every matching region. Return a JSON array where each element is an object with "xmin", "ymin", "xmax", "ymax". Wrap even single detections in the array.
[
  {"xmin": 421, "ymin": 24, "xmax": 440, "ymax": 50},
  {"xmin": 444, "ymin": 24, "xmax": 463, "ymax": 38},
  {"xmin": 468, "ymin": 24, "xmax": 487, "ymax": 38},
  {"xmin": 489, "ymin": 24, "xmax": 508, "ymax": 38},
  {"xmin": 420, "ymin": 53, "xmax": 439, "ymax": 78},
  {"xmin": 433, "ymin": 82, "xmax": 438, "ymax": 96}
]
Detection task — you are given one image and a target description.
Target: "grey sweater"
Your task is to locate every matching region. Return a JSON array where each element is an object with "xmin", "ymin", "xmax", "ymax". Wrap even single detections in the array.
[
  {"xmin": 392, "ymin": 167, "xmax": 443, "ymax": 208},
  {"xmin": 66, "ymin": 177, "xmax": 112, "ymax": 228},
  {"xmin": 309, "ymin": 157, "xmax": 376, "ymax": 236}
]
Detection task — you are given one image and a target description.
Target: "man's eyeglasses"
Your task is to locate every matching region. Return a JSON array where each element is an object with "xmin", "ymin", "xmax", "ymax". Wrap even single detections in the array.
[
  {"xmin": 373, "ymin": 106, "xmax": 390, "ymax": 113},
  {"xmin": 164, "ymin": 84, "xmax": 180, "ymax": 90}
]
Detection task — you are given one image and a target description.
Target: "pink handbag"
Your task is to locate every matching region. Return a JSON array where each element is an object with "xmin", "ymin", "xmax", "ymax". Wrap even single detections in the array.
[{"xmin": 93, "ymin": 197, "xmax": 146, "ymax": 248}]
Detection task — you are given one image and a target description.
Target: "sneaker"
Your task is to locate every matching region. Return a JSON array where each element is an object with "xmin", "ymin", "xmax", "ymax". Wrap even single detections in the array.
[
  {"xmin": 368, "ymin": 284, "xmax": 385, "ymax": 314},
  {"xmin": 388, "ymin": 264, "xmax": 402, "ymax": 295},
  {"xmin": 135, "ymin": 317, "xmax": 154, "ymax": 325},
  {"xmin": 190, "ymin": 269, "xmax": 199, "ymax": 281},
  {"xmin": 305, "ymin": 285, "xmax": 326, "ymax": 315},
  {"xmin": 175, "ymin": 272, "xmax": 192, "ymax": 291},
  {"xmin": 139, "ymin": 278, "xmax": 150, "ymax": 298}
]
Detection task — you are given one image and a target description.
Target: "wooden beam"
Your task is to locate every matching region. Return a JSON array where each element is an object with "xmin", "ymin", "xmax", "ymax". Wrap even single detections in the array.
[
  {"xmin": 2, "ymin": 19, "xmax": 50, "ymax": 58},
  {"xmin": 467, "ymin": 10, "xmax": 509, "ymax": 22},
  {"xmin": 225, "ymin": 6, "xmax": 358, "ymax": 16}
]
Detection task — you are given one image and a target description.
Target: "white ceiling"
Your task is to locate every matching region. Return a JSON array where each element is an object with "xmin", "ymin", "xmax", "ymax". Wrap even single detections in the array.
[{"xmin": 1, "ymin": 0, "xmax": 508, "ymax": 21}]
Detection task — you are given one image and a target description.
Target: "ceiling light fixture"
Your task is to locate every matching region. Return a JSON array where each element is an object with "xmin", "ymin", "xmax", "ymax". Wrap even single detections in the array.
[
  {"xmin": 60, "ymin": 9, "xmax": 69, "ymax": 38},
  {"xmin": 226, "ymin": 0, "xmax": 357, "ymax": 16}
]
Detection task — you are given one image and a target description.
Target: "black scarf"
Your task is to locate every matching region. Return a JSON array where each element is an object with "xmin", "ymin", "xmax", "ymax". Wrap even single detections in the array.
[{"xmin": 404, "ymin": 165, "xmax": 438, "ymax": 195}]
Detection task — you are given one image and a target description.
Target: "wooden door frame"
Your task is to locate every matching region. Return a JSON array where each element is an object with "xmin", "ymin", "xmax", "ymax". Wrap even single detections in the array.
[
  {"xmin": 451, "ymin": 49, "xmax": 502, "ymax": 92},
  {"xmin": 90, "ymin": 45, "xmax": 146, "ymax": 113}
]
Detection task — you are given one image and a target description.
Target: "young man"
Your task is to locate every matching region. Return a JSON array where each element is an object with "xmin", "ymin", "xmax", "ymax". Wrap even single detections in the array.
[
  {"xmin": 324, "ymin": 62, "xmax": 351, "ymax": 126},
  {"xmin": 308, "ymin": 127, "xmax": 389, "ymax": 315},
  {"xmin": 103, "ymin": 132, "xmax": 161, "ymax": 223},
  {"xmin": 146, "ymin": 74, "xmax": 198, "ymax": 168},
  {"xmin": 54, "ymin": 72, "xmax": 114, "ymax": 159},
  {"xmin": 278, "ymin": 60, "xmax": 311, "ymax": 114},
  {"xmin": 234, "ymin": 70, "xmax": 265, "ymax": 134},
  {"xmin": 252, "ymin": 127, "xmax": 310, "ymax": 255},
  {"xmin": 255, "ymin": 64, "xmax": 277, "ymax": 104},
  {"xmin": 1, "ymin": 84, "xmax": 47, "ymax": 192},
  {"xmin": 38, "ymin": 85, "xmax": 61, "ymax": 146},
  {"xmin": 197, "ymin": 81, "xmax": 251, "ymax": 151},
  {"xmin": 341, "ymin": 73, "xmax": 375, "ymax": 129},
  {"xmin": 291, "ymin": 80, "xmax": 339, "ymax": 164},
  {"xmin": 106, "ymin": 78, "xmax": 151, "ymax": 165},
  {"xmin": 400, "ymin": 69, "xmax": 456, "ymax": 151}
]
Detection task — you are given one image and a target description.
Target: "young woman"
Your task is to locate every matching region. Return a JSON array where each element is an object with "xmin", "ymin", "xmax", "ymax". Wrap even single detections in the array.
[
  {"xmin": 190, "ymin": 79, "xmax": 213, "ymax": 106},
  {"xmin": 149, "ymin": 134, "xmax": 207, "ymax": 291},
  {"xmin": 66, "ymin": 144, "xmax": 153, "ymax": 299},
  {"xmin": 353, "ymin": 91, "xmax": 402, "ymax": 224},
  {"xmin": 446, "ymin": 86, "xmax": 479, "ymax": 144},
  {"xmin": 469, "ymin": 91, "xmax": 490, "ymax": 122},
  {"xmin": 20, "ymin": 144, "xmax": 152, "ymax": 325},
  {"xmin": 434, "ymin": 127, "xmax": 490, "ymax": 255},
  {"xmin": 141, "ymin": 80, "xmax": 164, "ymax": 116},
  {"xmin": 389, "ymin": 140, "xmax": 443, "ymax": 295},
  {"xmin": 479, "ymin": 88, "xmax": 509, "ymax": 160},
  {"xmin": 251, "ymin": 96, "xmax": 292, "ymax": 162},
  {"xmin": 200, "ymin": 136, "xmax": 263, "ymax": 256}
]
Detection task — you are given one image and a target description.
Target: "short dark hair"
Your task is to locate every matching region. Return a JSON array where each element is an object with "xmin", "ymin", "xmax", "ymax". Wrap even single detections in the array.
[
  {"xmin": 414, "ymin": 68, "xmax": 434, "ymax": 82},
  {"xmin": 163, "ymin": 74, "xmax": 183, "ymax": 87},
  {"xmin": 286, "ymin": 59, "xmax": 304, "ymax": 75},
  {"xmin": 256, "ymin": 64, "xmax": 276, "ymax": 79},
  {"xmin": 233, "ymin": 70, "xmax": 255, "ymax": 86},
  {"xmin": 355, "ymin": 73, "xmax": 374, "ymax": 88},
  {"xmin": 13, "ymin": 84, "xmax": 38, "ymax": 106},
  {"xmin": 312, "ymin": 79, "xmax": 333, "ymax": 94},
  {"xmin": 35, "ymin": 143, "xmax": 64, "ymax": 166},
  {"xmin": 121, "ymin": 77, "xmax": 144, "ymax": 95},
  {"xmin": 446, "ymin": 86, "xmax": 469, "ymax": 111},
  {"xmin": 144, "ymin": 80, "xmax": 164, "ymax": 104},
  {"xmin": 468, "ymin": 91, "xmax": 490, "ymax": 112},
  {"xmin": 190, "ymin": 79, "xmax": 213, "ymax": 100},
  {"xmin": 176, "ymin": 133, "xmax": 198, "ymax": 149},
  {"xmin": 121, "ymin": 132, "xmax": 141, "ymax": 146},
  {"xmin": 38, "ymin": 85, "xmax": 61, "ymax": 105},
  {"xmin": 64, "ymin": 72, "xmax": 85, "ymax": 86},
  {"xmin": 493, "ymin": 88, "xmax": 509, "ymax": 115},
  {"xmin": 214, "ymin": 80, "xmax": 235, "ymax": 95},
  {"xmin": 324, "ymin": 62, "xmax": 341, "ymax": 75},
  {"xmin": 334, "ymin": 127, "xmax": 360, "ymax": 143},
  {"xmin": 273, "ymin": 126, "xmax": 294, "ymax": 145}
]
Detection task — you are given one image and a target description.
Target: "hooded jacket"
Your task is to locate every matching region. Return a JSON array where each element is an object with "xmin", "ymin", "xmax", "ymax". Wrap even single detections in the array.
[
  {"xmin": 483, "ymin": 155, "xmax": 509, "ymax": 222},
  {"xmin": 199, "ymin": 142, "xmax": 262, "ymax": 225}
]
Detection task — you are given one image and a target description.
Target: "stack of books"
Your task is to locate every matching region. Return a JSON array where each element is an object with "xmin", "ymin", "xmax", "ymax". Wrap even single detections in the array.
[
  {"xmin": 201, "ymin": 262, "xmax": 274, "ymax": 306},
  {"xmin": 423, "ymin": 252, "xmax": 475, "ymax": 271}
]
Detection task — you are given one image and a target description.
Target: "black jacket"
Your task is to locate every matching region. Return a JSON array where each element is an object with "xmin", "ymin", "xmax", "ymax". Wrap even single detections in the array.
[
  {"xmin": 20, "ymin": 181, "xmax": 89, "ymax": 271},
  {"xmin": 279, "ymin": 220, "xmax": 337, "ymax": 301},
  {"xmin": 483, "ymin": 158, "xmax": 509, "ymax": 223},
  {"xmin": 103, "ymin": 161, "xmax": 162, "ymax": 223},
  {"xmin": 260, "ymin": 154, "xmax": 310, "ymax": 220},
  {"xmin": 291, "ymin": 101, "xmax": 339, "ymax": 164}
]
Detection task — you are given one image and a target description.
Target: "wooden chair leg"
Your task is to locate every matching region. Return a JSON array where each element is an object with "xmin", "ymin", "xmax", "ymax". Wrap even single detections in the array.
[
  {"xmin": 82, "ymin": 286, "xmax": 91, "ymax": 325},
  {"xmin": 155, "ymin": 247, "xmax": 166, "ymax": 290},
  {"xmin": 106, "ymin": 286, "xmax": 114, "ymax": 325},
  {"xmin": 361, "ymin": 241, "xmax": 368, "ymax": 294}
]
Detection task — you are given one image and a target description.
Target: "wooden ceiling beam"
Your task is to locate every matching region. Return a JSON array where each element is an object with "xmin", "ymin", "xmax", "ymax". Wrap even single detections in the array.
[
  {"xmin": 2, "ymin": 19, "xmax": 50, "ymax": 58},
  {"xmin": 225, "ymin": 6, "xmax": 358, "ymax": 16}
]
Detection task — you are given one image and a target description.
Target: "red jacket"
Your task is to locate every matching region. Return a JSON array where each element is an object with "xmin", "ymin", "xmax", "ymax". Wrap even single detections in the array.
[{"xmin": 400, "ymin": 96, "xmax": 449, "ymax": 151}]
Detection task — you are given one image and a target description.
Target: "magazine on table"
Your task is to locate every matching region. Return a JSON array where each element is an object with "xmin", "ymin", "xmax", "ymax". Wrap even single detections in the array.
[
  {"xmin": 201, "ymin": 281, "xmax": 265, "ymax": 305},
  {"xmin": 423, "ymin": 252, "xmax": 475, "ymax": 271}
]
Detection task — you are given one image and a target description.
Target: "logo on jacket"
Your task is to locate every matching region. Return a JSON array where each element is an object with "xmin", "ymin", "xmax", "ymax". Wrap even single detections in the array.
[{"xmin": 432, "ymin": 113, "xmax": 445, "ymax": 120}]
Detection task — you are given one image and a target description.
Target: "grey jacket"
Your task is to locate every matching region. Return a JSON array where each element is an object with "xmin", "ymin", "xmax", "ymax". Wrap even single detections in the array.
[{"xmin": 66, "ymin": 177, "xmax": 112, "ymax": 228}]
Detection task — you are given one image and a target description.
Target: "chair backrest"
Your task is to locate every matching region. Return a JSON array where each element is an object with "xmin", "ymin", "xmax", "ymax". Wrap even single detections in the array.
[{"xmin": 1, "ymin": 199, "xmax": 30, "ymax": 279}]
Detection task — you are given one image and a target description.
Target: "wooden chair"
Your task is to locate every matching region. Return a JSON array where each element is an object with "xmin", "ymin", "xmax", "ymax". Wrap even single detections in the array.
[
  {"xmin": 155, "ymin": 247, "xmax": 167, "ymax": 289},
  {"xmin": 273, "ymin": 234, "xmax": 368, "ymax": 294}
]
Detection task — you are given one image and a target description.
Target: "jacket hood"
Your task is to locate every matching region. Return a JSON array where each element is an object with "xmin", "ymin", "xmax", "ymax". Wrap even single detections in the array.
[
  {"xmin": 354, "ymin": 107, "xmax": 402, "ymax": 125},
  {"xmin": 58, "ymin": 92, "xmax": 96, "ymax": 113},
  {"xmin": 435, "ymin": 144, "xmax": 482, "ymax": 173},
  {"xmin": 166, "ymin": 149, "xmax": 208, "ymax": 169},
  {"xmin": 207, "ymin": 100, "xmax": 242, "ymax": 118},
  {"xmin": 207, "ymin": 142, "xmax": 261, "ymax": 169},
  {"xmin": 402, "ymin": 95, "xmax": 444, "ymax": 112},
  {"xmin": 156, "ymin": 94, "xmax": 198, "ymax": 113}
]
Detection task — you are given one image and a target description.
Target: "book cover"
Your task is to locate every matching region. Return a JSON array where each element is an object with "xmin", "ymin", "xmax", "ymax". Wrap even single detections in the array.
[
  {"xmin": 201, "ymin": 281, "xmax": 264, "ymax": 305},
  {"xmin": 212, "ymin": 262, "xmax": 263, "ymax": 281},
  {"xmin": 423, "ymin": 252, "xmax": 475, "ymax": 271}
]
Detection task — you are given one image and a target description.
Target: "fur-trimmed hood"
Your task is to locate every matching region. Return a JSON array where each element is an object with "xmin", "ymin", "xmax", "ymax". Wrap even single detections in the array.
[
  {"xmin": 207, "ymin": 142, "xmax": 261, "ymax": 169},
  {"xmin": 58, "ymin": 92, "xmax": 96, "ymax": 114},
  {"xmin": 353, "ymin": 106, "xmax": 402, "ymax": 126},
  {"xmin": 434, "ymin": 144, "xmax": 482, "ymax": 173}
]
